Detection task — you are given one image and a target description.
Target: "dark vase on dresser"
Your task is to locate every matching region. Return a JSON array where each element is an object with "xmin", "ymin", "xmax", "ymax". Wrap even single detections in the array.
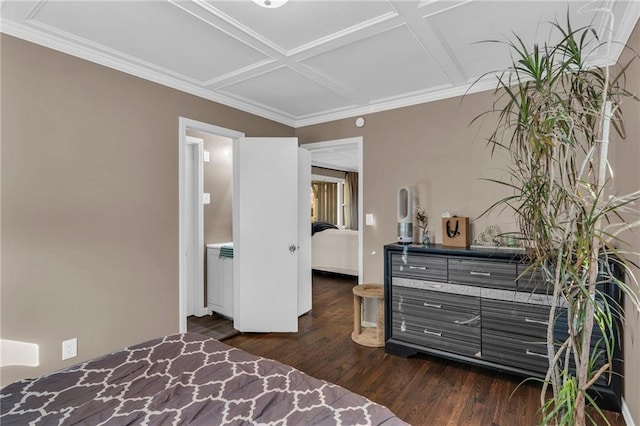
[{"xmin": 383, "ymin": 244, "xmax": 624, "ymax": 412}]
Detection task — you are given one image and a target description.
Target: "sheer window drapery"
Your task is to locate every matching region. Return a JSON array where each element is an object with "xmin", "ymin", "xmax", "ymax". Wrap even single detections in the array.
[
  {"xmin": 311, "ymin": 181, "xmax": 338, "ymax": 224},
  {"xmin": 344, "ymin": 172, "xmax": 358, "ymax": 230}
]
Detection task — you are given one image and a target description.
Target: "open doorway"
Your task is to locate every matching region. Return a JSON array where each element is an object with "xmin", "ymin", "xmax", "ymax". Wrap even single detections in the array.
[
  {"xmin": 302, "ymin": 137, "xmax": 363, "ymax": 284},
  {"xmin": 179, "ymin": 118, "xmax": 312, "ymax": 335},
  {"xmin": 178, "ymin": 118, "xmax": 244, "ymax": 333}
]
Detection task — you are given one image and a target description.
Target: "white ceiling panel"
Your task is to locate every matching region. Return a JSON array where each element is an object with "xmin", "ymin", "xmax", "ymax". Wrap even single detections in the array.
[
  {"xmin": 204, "ymin": 0, "xmax": 395, "ymax": 53},
  {"xmin": 218, "ymin": 66, "xmax": 355, "ymax": 117},
  {"xmin": 302, "ymin": 24, "xmax": 450, "ymax": 101},
  {"xmin": 28, "ymin": 1, "xmax": 268, "ymax": 82},
  {"xmin": 429, "ymin": 1, "xmax": 605, "ymax": 82},
  {"xmin": 310, "ymin": 141, "xmax": 360, "ymax": 172},
  {"xmin": 1, "ymin": 0, "xmax": 637, "ymax": 127}
]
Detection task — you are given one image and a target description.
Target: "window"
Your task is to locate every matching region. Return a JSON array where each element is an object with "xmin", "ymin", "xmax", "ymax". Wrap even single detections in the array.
[{"xmin": 311, "ymin": 175, "xmax": 345, "ymax": 227}]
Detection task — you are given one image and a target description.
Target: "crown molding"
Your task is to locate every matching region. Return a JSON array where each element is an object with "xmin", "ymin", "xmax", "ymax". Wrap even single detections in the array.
[
  {"xmin": 0, "ymin": 20, "xmax": 297, "ymax": 127},
  {"xmin": 610, "ymin": 2, "xmax": 640, "ymax": 63},
  {"xmin": 293, "ymin": 78, "xmax": 496, "ymax": 128}
]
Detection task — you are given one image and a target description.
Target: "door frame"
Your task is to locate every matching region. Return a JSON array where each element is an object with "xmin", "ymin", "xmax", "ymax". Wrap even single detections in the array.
[
  {"xmin": 178, "ymin": 117, "xmax": 245, "ymax": 333},
  {"xmin": 185, "ymin": 136, "xmax": 204, "ymax": 317},
  {"xmin": 301, "ymin": 137, "xmax": 364, "ymax": 284}
]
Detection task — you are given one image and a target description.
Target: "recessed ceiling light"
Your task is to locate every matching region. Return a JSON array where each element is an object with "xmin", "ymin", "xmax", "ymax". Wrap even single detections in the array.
[{"xmin": 253, "ymin": 0, "xmax": 288, "ymax": 8}]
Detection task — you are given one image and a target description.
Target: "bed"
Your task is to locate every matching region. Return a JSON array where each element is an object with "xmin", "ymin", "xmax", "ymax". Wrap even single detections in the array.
[
  {"xmin": 312, "ymin": 226, "xmax": 358, "ymax": 276},
  {"xmin": 0, "ymin": 333, "xmax": 405, "ymax": 425}
]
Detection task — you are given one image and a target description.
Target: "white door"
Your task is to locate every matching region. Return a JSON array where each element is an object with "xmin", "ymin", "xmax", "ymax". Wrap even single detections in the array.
[
  {"xmin": 298, "ymin": 148, "xmax": 312, "ymax": 315},
  {"xmin": 232, "ymin": 137, "xmax": 303, "ymax": 332}
]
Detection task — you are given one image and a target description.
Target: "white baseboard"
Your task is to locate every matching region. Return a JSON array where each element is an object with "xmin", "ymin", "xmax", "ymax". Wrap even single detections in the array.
[{"xmin": 622, "ymin": 398, "xmax": 636, "ymax": 426}]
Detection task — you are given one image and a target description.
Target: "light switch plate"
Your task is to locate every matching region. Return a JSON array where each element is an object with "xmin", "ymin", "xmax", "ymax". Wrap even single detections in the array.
[
  {"xmin": 203, "ymin": 193, "xmax": 211, "ymax": 205},
  {"xmin": 203, "ymin": 151, "xmax": 210, "ymax": 162},
  {"xmin": 366, "ymin": 213, "xmax": 374, "ymax": 225},
  {"xmin": 62, "ymin": 338, "xmax": 77, "ymax": 360}
]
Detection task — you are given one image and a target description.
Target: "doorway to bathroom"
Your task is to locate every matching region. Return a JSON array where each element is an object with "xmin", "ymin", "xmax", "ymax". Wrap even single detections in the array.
[{"xmin": 178, "ymin": 117, "xmax": 312, "ymax": 334}]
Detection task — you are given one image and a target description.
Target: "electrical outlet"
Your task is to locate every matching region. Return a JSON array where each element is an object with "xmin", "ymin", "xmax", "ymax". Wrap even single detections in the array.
[{"xmin": 62, "ymin": 338, "xmax": 77, "ymax": 360}]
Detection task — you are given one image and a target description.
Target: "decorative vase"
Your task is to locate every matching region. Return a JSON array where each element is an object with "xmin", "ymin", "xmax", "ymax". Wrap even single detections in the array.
[{"xmin": 422, "ymin": 229, "xmax": 430, "ymax": 245}]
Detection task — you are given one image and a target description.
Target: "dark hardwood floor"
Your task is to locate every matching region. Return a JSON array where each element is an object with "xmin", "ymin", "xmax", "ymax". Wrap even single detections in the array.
[
  {"xmin": 187, "ymin": 313, "xmax": 239, "ymax": 341},
  {"xmin": 221, "ymin": 271, "xmax": 624, "ymax": 426}
]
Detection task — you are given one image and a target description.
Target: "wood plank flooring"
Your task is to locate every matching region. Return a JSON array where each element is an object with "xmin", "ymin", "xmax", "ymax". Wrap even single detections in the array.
[
  {"xmin": 222, "ymin": 271, "xmax": 625, "ymax": 426},
  {"xmin": 187, "ymin": 313, "xmax": 239, "ymax": 341}
]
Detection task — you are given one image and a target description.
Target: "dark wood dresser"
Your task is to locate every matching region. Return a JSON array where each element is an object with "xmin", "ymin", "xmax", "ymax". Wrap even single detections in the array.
[{"xmin": 383, "ymin": 244, "xmax": 624, "ymax": 412}]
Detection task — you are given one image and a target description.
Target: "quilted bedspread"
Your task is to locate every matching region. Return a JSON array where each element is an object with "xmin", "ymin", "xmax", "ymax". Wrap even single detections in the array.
[{"xmin": 1, "ymin": 333, "xmax": 407, "ymax": 425}]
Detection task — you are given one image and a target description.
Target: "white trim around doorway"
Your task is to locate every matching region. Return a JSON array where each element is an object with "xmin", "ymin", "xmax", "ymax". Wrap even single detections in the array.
[
  {"xmin": 178, "ymin": 117, "xmax": 245, "ymax": 333},
  {"xmin": 302, "ymin": 137, "xmax": 364, "ymax": 284}
]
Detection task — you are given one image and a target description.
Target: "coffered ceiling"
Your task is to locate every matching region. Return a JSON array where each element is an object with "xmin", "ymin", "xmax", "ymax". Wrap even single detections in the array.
[{"xmin": 1, "ymin": 1, "xmax": 638, "ymax": 128}]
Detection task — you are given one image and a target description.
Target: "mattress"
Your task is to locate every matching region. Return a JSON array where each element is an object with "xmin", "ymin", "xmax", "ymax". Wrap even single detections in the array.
[{"xmin": 312, "ymin": 228, "xmax": 359, "ymax": 276}]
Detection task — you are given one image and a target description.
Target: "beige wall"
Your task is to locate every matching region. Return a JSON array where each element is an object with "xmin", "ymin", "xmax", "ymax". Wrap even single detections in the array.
[
  {"xmin": 187, "ymin": 130, "xmax": 234, "ymax": 245},
  {"xmin": 297, "ymin": 92, "xmax": 514, "ymax": 283},
  {"xmin": 0, "ymin": 35, "xmax": 293, "ymax": 386},
  {"xmin": 613, "ymin": 22, "xmax": 640, "ymax": 424}
]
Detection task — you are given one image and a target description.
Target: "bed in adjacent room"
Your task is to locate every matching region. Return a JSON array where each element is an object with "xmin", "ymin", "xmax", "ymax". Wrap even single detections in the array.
[
  {"xmin": 312, "ymin": 222, "xmax": 358, "ymax": 276},
  {"xmin": 0, "ymin": 333, "xmax": 405, "ymax": 425}
]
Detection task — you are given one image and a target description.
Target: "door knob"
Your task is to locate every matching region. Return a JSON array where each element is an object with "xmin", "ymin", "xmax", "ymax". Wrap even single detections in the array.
[{"xmin": 289, "ymin": 244, "xmax": 297, "ymax": 253}]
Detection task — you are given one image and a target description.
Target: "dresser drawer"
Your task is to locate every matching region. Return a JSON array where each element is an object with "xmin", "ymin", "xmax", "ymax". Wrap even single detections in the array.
[
  {"xmin": 553, "ymin": 309, "xmax": 605, "ymax": 349},
  {"xmin": 482, "ymin": 299, "xmax": 552, "ymax": 339},
  {"xmin": 517, "ymin": 263, "xmax": 552, "ymax": 294},
  {"xmin": 482, "ymin": 329, "xmax": 549, "ymax": 374},
  {"xmin": 392, "ymin": 315, "xmax": 480, "ymax": 357},
  {"xmin": 448, "ymin": 258, "xmax": 517, "ymax": 289},
  {"xmin": 483, "ymin": 328, "xmax": 609, "ymax": 387},
  {"xmin": 392, "ymin": 285, "xmax": 479, "ymax": 319},
  {"xmin": 391, "ymin": 253, "xmax": 447, "ymax": 281}
]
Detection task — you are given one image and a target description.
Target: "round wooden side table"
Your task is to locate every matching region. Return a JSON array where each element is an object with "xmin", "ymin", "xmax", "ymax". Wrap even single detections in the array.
[{"xmin": 351, "ymin": 284, "xmax": 385, "ymax": 347}]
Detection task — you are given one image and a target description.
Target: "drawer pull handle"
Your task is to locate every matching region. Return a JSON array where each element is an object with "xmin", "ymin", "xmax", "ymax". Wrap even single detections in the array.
[
  {"xmin": 423, "ymin": 329, "xmax": 442, "ymax": 337},
  {"xmin": 427, "ymin": 284, "xmax": 442, "ymax": 289},
  {"xmin": 409, "ymin": 266, "xmax": 427, "ymax": 270},
  {"xmin": 526, "ymin": 350, "xmax": 549, "ymax": 359},
  {"xmin": 525, "ymin": 317, "xmax": 549, "ymax": 326},
  {"xmin": 470, "ymin": 271, "xmax": 491, "ymax": 277},
  {"xmin": 454, "ymin": 315, "xmax": 480, "ymax": 325},
  {"xmin": 423, "ymin": 302, "xmax": 442, "ymax": 309}
]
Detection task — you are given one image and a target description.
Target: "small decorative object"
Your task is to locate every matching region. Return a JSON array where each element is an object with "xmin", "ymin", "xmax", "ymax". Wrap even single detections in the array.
[
  {"xmin": 422, "ymin": 230, "xmax": 430, "ymax": 245},
  {"xmin": 397, "ymin": 187, "xmax": 414, "ymax": 244},
  {"xmin": 415, "ymin": 205, "xmax": 429, "ymax": 245},
  {"xmin": 473, "ymin": 225, "xmax": 502, "ymax": 247},
  {"xmin": 441, "ymin": 216, "xmax": 470, "ymax": 248}
]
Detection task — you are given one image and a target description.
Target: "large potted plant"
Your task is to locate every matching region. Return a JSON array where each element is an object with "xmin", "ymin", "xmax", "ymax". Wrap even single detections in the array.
[{"xmin": 477, "ymin": 17, "xmax": 640, "ymax": 425}]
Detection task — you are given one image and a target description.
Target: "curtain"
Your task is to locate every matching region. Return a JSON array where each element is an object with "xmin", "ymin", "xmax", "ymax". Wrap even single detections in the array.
[
  {"xmin": 344, "ymin": 172, "xmax": 358, "ymax": 230},
  {"xmin": 312, "ymin": 181, "xmax": 337, "ymax": 224}
]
